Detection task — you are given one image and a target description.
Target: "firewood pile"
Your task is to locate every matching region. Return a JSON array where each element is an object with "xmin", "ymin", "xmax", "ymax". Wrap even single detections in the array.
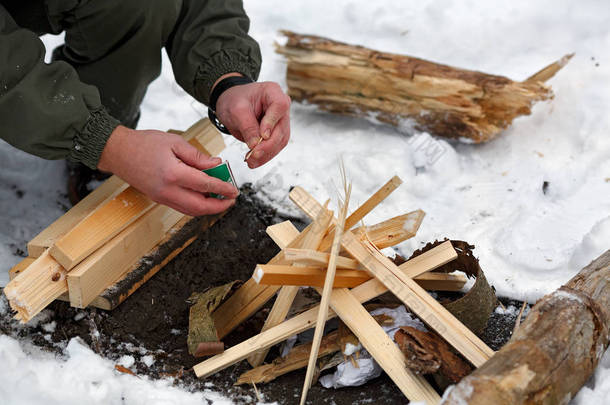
[{"xmin": 192, "ymin": 175, "xmax": 495, "ymax": 404}]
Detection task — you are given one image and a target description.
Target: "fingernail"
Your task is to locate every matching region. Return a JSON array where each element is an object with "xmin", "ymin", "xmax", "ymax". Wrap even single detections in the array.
[
  {"xmin": 253, "ymin": 150, "xmax": 264, "ymax": 160},
  {"xmin": 247, "ymin": 139, "xmax": 257, "ymax": 149},
  {"xmin": 261, "ymin": 129, "xmax": 271, "ymax": 139}
]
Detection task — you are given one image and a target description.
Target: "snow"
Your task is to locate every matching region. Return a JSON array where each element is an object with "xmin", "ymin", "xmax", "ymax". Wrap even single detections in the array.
[
  {"xmin": 0, "ymin": 335, "xmax": 243, "ymax": 405},
  {"xmin": 1, "ymin": 0, "xmax": 609, "ymax": 403}
]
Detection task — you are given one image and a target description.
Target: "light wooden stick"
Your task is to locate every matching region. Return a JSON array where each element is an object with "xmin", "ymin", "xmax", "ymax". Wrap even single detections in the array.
[
  {"xmin": 300, "ymin": 184, "xmax": 351, "ymax": 405},
  {"xmin": 310, "ymin": 176, "xmax": 403, "ymax": 252},
  {"xmin": 253, "ymin": 263, "xmax": 466, "ymax": 291}
]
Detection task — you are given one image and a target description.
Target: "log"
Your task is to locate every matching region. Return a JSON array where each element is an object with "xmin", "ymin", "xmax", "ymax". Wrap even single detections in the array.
[
  {"xmin": 277, "ymin": 31, "xmax": 571, "ymax": 143},
  {"xmin": 441, "ymin": 249, "xmax": 610, "ymax": 405}
]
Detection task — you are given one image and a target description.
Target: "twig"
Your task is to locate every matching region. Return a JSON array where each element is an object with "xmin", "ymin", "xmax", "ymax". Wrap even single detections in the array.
[{"xmin": 299, "ymin": 165, "xmax": 352, "ymax": 405}]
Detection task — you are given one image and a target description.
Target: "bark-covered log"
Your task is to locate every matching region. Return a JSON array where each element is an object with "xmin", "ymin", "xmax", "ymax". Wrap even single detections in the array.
[
  {"xmin": 442, "ymin": 250, "xmax": 610, "ymax": 405},
  {"xmin": 276, "ymin": 31, "xmax": 572, "ymax": 143}
]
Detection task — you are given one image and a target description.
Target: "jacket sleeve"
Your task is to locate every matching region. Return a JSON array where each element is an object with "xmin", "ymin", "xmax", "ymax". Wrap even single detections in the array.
[
  {"xmin": 0, "ymin": 6, "xmax": 119, "ymax": 170},
  {"xmin": 165, "ymin": 0, "xmax": 262, "ymax": 106}
]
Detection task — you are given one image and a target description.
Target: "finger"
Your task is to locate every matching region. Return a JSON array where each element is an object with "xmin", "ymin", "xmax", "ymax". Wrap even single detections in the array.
[
  {"xmin": 163, "ymin": 187, "xmax": 236, "ymax": 216},
  {"xmin": 172, "ymin": 140, "xmax": 221, "ymax": 170},
  {"xmin": 248, "ymin": 113, "xmax": 290, "ymax": 169},
  {"xmin": 176, "ymin": 165, "xmax": 239, "ymax": 199},
  {"xmin": 260, "ymin": 85, "xmax": 291, "ymax": 140},
  {"xmin": 232, "ymin": 103, "xmax": 261, "ymax": 149}
]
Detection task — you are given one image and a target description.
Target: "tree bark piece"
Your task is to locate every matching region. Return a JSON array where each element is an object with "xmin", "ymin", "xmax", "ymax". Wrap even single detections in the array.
[
  {"xmin": 442, "ymin": 249, "xmax": 610, "ymax": 405},
  {"xmin": 395, "ymin": 326, "xmax": 472, "ymax": 383},
  {"xmin": 187, "ymin": 281, "xmax": 240, "ymax": 357},
  {"xmin": 277, "ymin": 31, "xmax": 570, "ymax": 143},
  {"xmin": 400, "ymin": 240, "xmax": 497, "ymax": 335}
]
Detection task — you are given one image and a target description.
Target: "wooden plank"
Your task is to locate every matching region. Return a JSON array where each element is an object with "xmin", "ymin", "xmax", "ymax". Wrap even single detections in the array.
[
  {"xmin": 266, "ymin": 221, "xmax": 301, "ymax": 249},
  {"xmin": 50, "ymin": 187, "xmax": 156, "ymax": 270},
  {"xmin": 253, "ymin": 265, "xmax": 370, "ymax": 288},
  {"xmin": 248, "ymin": 205, "xmax": 334, "ymax": 368},
  {"xmin": 345, "ymin": 175, "xmax": 403, "ymax": 230},
  {"xmin": 236, "ymin": 329, "xmax": 342, "ymax": 385},
  {"xmin": 195, "ymin": 278, "xmax": 382, "ymax": 379},
  {"xmin": 353, "ymin": 210, "xmax": 425, "ymax": 249},
  {"xmin": 283, "ymin": 248, "xmax": 361, "ymax": 269},
  {"xmin": 324, "ymin": 288, "xmax": 440, "ymax": 404},
  {"xmin": 301, "ymin": 185, "xmax": 350, "ymax": 405},
  {"xmin": 412, "ymin": 272, "xmax": 467, "ymax": 292},
  {"xmin": 8, "ymin": 257, "xmax": 36, "ymax": 280},
  {"xmin": 66, "ymin": 205, "xmax": 177, "ymax": 308},
  {"xmin": 319, "ymin": 176, "xmax": 403, "ymax": 251},
  {"xmin": 252, "ymin": 264, "xmax": 465, "ymax": 291},
  {"xmin": 27, "ymin": 176, "xmax": 126, "ymax": 258},
  {"xmin": 3, "ymin": 250, "xmax": 67, "ymax": 322},
  {"xmin": 399, "ymin": 241, "xmax": 456, "ymax": 277}
]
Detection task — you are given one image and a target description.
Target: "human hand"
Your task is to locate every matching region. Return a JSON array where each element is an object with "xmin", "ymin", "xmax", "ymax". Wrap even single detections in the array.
[
  {"xmin": 98, "ymin": 126, "xmax": 239, "ymax": 216},
  {"xmin": 214, "ymin": 78, "xmax": 291, "ymax": 169}
]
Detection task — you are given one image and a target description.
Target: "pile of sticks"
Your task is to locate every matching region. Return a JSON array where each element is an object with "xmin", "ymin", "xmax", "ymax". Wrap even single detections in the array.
[
  {"xmin": 4, "ymin": 119, "xmax": 226, "ymax": 322},
  {"xmin": 196, "ymin": 176, "xmax": 494, "ymax": 404}
]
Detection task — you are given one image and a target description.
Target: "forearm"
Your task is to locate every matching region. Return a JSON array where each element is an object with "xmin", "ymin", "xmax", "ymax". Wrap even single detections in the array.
[
  {"xmin": 0, "ymin": 6, "xmax": 119, "ymax": 169},
  {"xmin": 165, "ymin": 0, "xmax": 262, "ymax": 106}
]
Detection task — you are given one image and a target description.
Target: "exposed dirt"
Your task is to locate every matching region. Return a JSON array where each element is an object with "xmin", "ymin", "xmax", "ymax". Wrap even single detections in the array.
[{"xmin": 0, "ymin": 186, "xmax": 524, "ymax": 404}]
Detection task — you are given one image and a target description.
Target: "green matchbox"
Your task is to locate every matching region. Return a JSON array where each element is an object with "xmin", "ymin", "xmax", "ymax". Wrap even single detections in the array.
[{"xmin": 203, "ymin": 161, "xmax": 237, "ymax": 199}]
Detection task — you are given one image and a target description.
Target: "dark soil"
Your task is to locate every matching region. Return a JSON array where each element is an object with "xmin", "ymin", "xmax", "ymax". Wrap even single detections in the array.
[{"xmin": 0, "ymin": 186, "xmax": 526, "ymax": 404}]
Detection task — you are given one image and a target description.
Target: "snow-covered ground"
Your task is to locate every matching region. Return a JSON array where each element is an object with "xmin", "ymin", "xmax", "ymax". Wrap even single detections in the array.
[{"xmin": 1, "ymin": 0, "xmax": 609, "ymax": 403}]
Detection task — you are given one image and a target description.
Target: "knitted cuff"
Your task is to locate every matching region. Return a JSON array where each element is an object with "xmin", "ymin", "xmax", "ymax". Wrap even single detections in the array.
[
  {"xmin": 194, "ymin": 49, "xmax": 260, "ymax": 106},
  {"xmin": 68, "ymin": 108, "xmax": 120, "ymax": 170}
]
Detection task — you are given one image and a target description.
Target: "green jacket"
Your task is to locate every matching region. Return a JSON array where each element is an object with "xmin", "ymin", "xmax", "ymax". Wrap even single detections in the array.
[{"xmin": 0, "ymin": 0, "xmax": 261, "ymax": 169}]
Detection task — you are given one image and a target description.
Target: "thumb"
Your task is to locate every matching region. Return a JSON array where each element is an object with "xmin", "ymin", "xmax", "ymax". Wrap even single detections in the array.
[
  {"xmin": 236, "ymin": 111, "xmax": 262, "ymax": 150},
  {"xmin": 173, "ymin": 140, "xmax": 221, "ymax": 170},
  {"xmin": 260, "ymin": 86, "xmax": 290, "ymax": 139}
]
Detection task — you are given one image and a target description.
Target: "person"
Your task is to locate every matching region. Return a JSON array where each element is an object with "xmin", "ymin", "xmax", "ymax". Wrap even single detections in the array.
[{"xmin": 0, "ymin": 0, "xmax": 291, "ymax": 216}]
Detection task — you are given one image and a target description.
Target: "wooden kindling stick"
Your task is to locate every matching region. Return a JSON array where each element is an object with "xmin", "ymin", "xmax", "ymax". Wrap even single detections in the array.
[{"xmin": 300, "ymin": 176, "xmax": 351, "ymax": 405}]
